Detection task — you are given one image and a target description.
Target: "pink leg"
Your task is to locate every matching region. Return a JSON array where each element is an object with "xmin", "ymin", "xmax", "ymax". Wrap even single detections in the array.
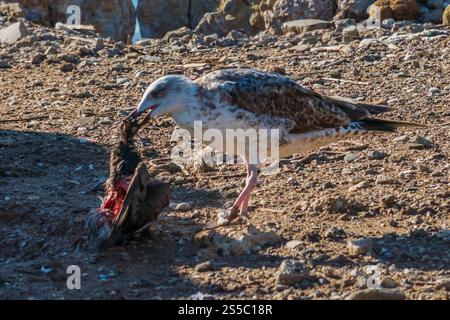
[{"xmin": 229, "ymin": 164, "xmax": 258, "ymax": 220}]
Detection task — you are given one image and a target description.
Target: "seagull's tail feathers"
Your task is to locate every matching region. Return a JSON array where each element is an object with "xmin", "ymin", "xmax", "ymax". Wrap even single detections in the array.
[
  {"xmin": 280, "ymin": 119, "xmax": 424, "ymax": 158},
  {"xmin": 355, "ymin": 118, "xmax": 426, "ymax": 132},
  {"xmin": 327, "ymin": 96, "xmax": 394, "ymax": 119},
  {"xmin": 327, "ymin": 97, "xmax": 425, "ymax": 132}
]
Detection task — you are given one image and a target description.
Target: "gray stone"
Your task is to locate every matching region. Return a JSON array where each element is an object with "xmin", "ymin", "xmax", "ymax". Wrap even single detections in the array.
[
  {"xmin": 195, "ymin": 12, "xmax": 228, "ymax": 37},
  {"xmin": 276, "ymin": 259, "xmax": 310, "ymax": 286},
  {"xmin": 368, "ymin": 150, "xmax": 387, "ymax": 160},
  {"xmin": 136, "ymin": 0, "xmax": 189, "ymax": 39},
  {"xmin": 436, "ymin": 229, "xmax": 450, "ymax": 241},
  {"xmin": 285, "ymin": 240, "xmax": 304, "ymax": 250},
  {"xmin": 195, "ymin": 261, "xmax": 214, "ymax": 272},
  {"xmin": 116, "ymin": 77, "xmax": 132, "ymax": 86},
  {"xmin": 0, "ymin": 22, "xmax": 28, "ymax": 44},
  {"xmin": 428, "ymin": 87, "xmax": 441, "ymax": 96},
  {"xmin": 226, "ymin": 29, "xmax": 249, "ymax": 42},
  {"xmin": 344, "ymin": 152, "xmax": 358, "ymax": 162},
  {"xmin": 60, "ymin": 54, "xmax": 79, "ymax": 64},
  {"xmin": 194, "ymin": 225, "xmax": 281, "ymax": 256},
  {"xmin": 334, "ymin": 18, "xmax": 357, "ymax": 32},
  {"xmin": 336, "ymin": 0, "xmax": 373, "ymax": 21},
  {"xmin": 282, "ymin": 19, "xmax": 332, "ymax": 34},
  {"xmin": 348, "ymin": 181, "xmax": 370, "ymax": 192},
  {"xmin": 404, "ymin": 52, "xmax": 418, "ymax": 61},
  {"xmin": 60, "ymin": 63, "xmax": 75, "ymax": 72},
  {"xmin": 170, "ymin": 202, "xmax": 192, "ymax": 211},
  {"xmin": 359, "ymin": 38, "xmax": 379, "ymax": 47},
  {"xmin": 427, "ymin": 0, "xmax": 444, "ymax": 9},
  {"xmin": 435, "ymin": 278, "xmax": 450, "ymax": 290},
  {"xmin": 393, "ymin": 135, "xmax": 409, "ymax": 143},
  {"xmin": 134, "ymin": 70, "xmax": 147, "ymax": 78},
  {"xmin": 265, "ymin": 0, "xmax": 336, "ymax": 29},
  {"xmin": 31, "ymin": 53, "xmax": 44, "ymax": 65},
  {"xmin": 347, "ymin": 238, "xmax": 373, "ymax": 255},
  {"xmin": 382, "ymin": 18, "xmax": 395, "ymax": 29},
  {"xmin": 292, "ymin": 44, "xmax": 311, "ymax": 52},
  {"xmin": 0, "ymin": 60, "xmax": 11, "ymax": 69},
  {"xmin": 410, "ymin": 135, "xmax": 433, "ymax": 148},
  {"xmin": 342, "ymin": 25, "xmax": 359, "ymax": 37},
  {"xmin": 421, "ymin": 7, "xmax": 445, "ymax": 23},
  {"xmin": 347, "ymin": 288, "xmax": 406, "ymax": 300},
  {"xmin": 44, "ymin": 46, "xmax": 58, "ymax": 55}
]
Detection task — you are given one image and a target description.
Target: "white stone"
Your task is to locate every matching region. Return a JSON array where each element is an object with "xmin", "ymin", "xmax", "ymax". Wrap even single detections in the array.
[
  {"xmin": 0, "ymin": 22, "xmax": 28, "ymax": 44},
  {"xmin": 347, "ymin": 238, "xmax": 373, "ymax": 255}
]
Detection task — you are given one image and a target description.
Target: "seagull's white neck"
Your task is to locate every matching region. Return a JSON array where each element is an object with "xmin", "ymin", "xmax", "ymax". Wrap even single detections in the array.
[{"xmin": 149, "ymin": 76, "xmax": 199, "ymax": 118}]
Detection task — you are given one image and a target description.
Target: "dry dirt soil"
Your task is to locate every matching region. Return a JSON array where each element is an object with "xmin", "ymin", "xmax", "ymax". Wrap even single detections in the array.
[{"xmin": 0, "ymin": 26, "xmax": 449, "ymax": 300}]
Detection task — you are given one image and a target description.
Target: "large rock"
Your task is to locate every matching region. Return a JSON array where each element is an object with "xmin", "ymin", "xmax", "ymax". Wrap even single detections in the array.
[
  {"xmin": 8, "ymin": 0, "xmax": 135, "ymax": 41},
  {"xmin": 390, "ymin": 0, "xmax": 421, "ymax": 20},
  {"xmin": 368, "ymin": 2, "xmax": 393, "ymax": 23},
  {"xmin": 52, "ymin": 0, "xmax": 135, "ymax": 42},
  {"xmin": 335, "ymin": 0, "xmax": 373, "ymax": 21},
  {"xmin": 191, "ymin": 0, "xmax": 221, "ymax": 28},
  {"xmin": 249, "ymin": 11, "xmax": 266, "ymax": 32},
  {"xmin": 0, "ymin": 21, "xmax": 28, "ymax": 44},
  {"xmin": 421, "ymin": 7, "xmax": 445, "ymax": 24},
  {"xmin": 137, "ymin": 0, "xmax": 189, "ymax": 38},
  {"xmin": 444, "ymin": 5, "xmax": 450, "ymax": 25},
  {"xmin": 220, "ymin": 0, "xmax": 253, "ymax": 34},
  {"xmin": 19, "ymin": 0, "xmax": 51, "ymax": 23},
  {"xmin": 374, "ymin": 0, "xmax": 420, "ymax": 21},
  {"xmin": 263, "ymin": 0, "xmax": 335, "ymax": 28},
  {"xmin": 195, "ymin": 11, "xmax": 228, "ymax": 36},
  {"xmin": 138, "ymin": 0, "xmax": 221, "ymax": 39},
  {"xmin": 194, "ymin": 0, "xmax": 256, "ymax": 36}
]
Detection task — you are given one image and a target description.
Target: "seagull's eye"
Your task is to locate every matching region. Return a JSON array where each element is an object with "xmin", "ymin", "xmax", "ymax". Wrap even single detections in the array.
[
  {"xmin": 150, "ymin": 84, "xmax": 167, "ymax": 99},
  {"xmin": 151, "ymin": 89, "xmax": 164, "ymax": 99}
]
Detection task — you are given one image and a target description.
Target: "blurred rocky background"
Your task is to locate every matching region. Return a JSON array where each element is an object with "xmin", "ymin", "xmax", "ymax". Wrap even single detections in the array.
[
  {"xmin": 1, "ymin": 0, "xmax": 450, "ymax": 42},
  {"xmin": 0, "ymin": 0, "xmax": 449, "ymax": 301}
]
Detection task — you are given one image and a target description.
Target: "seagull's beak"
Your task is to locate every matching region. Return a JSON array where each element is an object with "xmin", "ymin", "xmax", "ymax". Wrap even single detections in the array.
[
  {"xmin": 126, "ymin": 104, "xmax": 159, "ymax": 121},
  {"xmin": 126, "ymin": 109, "xmax": 140, "ymax": 120}
]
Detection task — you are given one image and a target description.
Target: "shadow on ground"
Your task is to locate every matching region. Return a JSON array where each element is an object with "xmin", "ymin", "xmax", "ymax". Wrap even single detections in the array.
[{"xmin": 1, "ymin": 130, "xmax": 447, "ymax": 299}]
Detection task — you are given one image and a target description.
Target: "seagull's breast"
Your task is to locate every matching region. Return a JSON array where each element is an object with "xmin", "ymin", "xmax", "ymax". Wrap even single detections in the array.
[{"xmin": 170, "ymin": 100, "xmax": 294, "ymax": 163}]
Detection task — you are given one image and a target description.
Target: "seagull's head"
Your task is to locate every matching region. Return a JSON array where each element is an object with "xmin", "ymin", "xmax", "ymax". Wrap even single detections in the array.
[{"xmin": 128, "ymin": 75, "xmax": 193, "ymax": 120}]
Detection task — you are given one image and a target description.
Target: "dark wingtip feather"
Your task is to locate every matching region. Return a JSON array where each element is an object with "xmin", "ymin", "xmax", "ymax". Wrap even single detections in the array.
[
  {"xmin": 358, "ymin": 118, "xmax": 426, "ymax": 132},
  {"xmin": 327, "ymin": 96, "xmax": 395, "ymax": 120},
  {"xmin": 356, "ymin": 102, "xmax": 394, "ymax": 115}
]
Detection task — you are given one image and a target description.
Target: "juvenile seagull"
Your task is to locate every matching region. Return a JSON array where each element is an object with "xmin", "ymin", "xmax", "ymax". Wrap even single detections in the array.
[{"xmin": 128, "ymin": 68, "xmax": 420, "ymax": 224}]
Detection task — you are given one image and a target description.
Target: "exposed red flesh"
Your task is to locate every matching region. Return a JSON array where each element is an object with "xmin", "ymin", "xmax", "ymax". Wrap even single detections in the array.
[{"xmin": 100, "ymin": 177, "xmax": 131, "ymax": 218}]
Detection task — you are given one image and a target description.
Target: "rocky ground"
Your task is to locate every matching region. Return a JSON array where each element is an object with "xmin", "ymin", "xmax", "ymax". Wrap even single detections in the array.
[{"xmin": 0, "ymin": 18, "xmax": 449, "ymax": 300}]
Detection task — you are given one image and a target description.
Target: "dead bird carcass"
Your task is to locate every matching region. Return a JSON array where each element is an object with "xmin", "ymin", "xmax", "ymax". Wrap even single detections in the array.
[{"xmin": 86, "ymin": 118, "xmax": 170, "ymax": 250}]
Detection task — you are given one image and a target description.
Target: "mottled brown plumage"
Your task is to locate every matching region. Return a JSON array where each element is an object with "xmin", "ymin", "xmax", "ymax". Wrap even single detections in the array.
[
  {"xmin": 195, "ymin": 69, "xmax": 391, "ymax": 134},
  {"xmin": 130, "ymin": 68, "xmax": 422, "ymax": 224}
]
